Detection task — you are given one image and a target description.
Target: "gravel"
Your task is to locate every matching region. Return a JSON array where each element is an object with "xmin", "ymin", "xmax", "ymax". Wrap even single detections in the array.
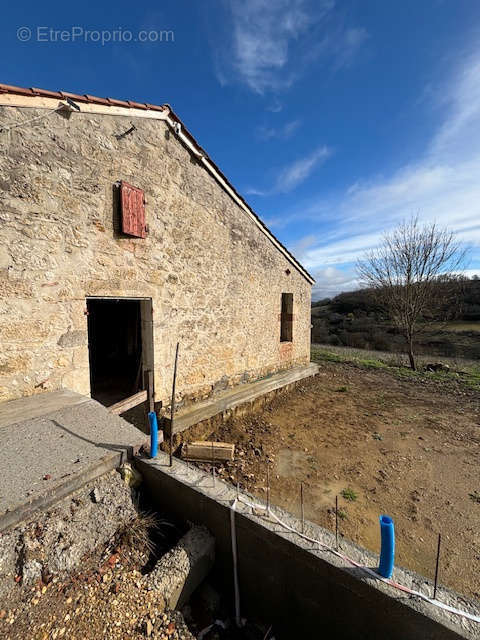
[{"xmin": 0, "ymin": 541, "xmax": 196, "ymax": 639}]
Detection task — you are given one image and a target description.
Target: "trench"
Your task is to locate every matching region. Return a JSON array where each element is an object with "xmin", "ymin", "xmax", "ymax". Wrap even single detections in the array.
[
  {"xmin": 136, "ymin": 490, "xmax": 275, "ymax": 639},
  {"xmin": 134, "ymin": 492, "xmax": 272, "ymax": 638}
]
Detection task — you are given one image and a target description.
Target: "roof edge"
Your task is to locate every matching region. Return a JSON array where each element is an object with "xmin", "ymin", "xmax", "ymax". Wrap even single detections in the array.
[{"xmin": 164, "ymin": 106, "xmax": 315, "ymax": 284}]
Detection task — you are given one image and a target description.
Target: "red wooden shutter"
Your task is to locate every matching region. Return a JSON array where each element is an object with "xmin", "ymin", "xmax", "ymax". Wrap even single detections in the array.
[{"xmin": 120, "ymin": 181, "xmax": 146, "ymax": 238}]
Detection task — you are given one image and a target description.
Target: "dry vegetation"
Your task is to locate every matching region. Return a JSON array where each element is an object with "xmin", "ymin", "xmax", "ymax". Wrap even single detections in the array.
[{"xmin": 0, "ymin": 513, "xmax": 271, "ymax": 640}]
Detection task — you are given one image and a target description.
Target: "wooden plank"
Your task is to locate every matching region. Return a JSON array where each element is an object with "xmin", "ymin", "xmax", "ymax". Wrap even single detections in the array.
[
  {"xmin": 108, "ymin": 390, "xmax": 147, "ymax": 415},
  {"xmin": 0, "ymin": 94, "xmax": 169, "ymax": 121},
  {"xmin": 181, "ymin": 441, "xmax": 235, "ymax": 463},
  {"xmin": 169, "ymin": 342, "xmax": 180, "ymax": 467}
]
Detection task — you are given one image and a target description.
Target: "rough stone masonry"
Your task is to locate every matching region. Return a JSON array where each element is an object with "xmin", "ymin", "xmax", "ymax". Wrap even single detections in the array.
[{"xmin": 0, "ymin": 98, "xmax": 312, "ymax": 407}]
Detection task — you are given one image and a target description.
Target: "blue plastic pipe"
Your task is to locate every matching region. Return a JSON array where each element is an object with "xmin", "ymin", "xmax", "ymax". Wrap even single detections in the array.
[
  {"xmin": 148, "ymin": 411, "xmax": 158, "ymax": 458},
  {"xmin": 378, "ymin": 515, "xmax": 395, "ymax": 578}
]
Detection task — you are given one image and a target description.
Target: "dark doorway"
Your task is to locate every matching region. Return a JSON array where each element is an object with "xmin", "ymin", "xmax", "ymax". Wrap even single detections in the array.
[{"xmin": 86, "ymin": 297, "xmax": 153, "ymax": 407}]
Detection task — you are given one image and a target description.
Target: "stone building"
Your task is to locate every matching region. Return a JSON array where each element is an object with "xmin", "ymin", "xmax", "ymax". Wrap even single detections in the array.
[{"xmin": 0, "ymin": 84, "xmax": 314, "ymax": 413}]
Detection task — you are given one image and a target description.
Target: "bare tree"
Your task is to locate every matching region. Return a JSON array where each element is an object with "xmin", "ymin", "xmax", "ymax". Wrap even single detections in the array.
[{"xmin": 357, "ymin": 217, "xmax": 467, "ymax": 370}]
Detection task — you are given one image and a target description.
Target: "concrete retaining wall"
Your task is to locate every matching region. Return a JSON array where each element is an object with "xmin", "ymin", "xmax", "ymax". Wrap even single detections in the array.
[
  {"xmin": 136, "ymin": 454, "xmax": 479, "ymax": 640},
  {"xmin": 164, "ymin": 364, "xmax": 318, "ymax": 447}
]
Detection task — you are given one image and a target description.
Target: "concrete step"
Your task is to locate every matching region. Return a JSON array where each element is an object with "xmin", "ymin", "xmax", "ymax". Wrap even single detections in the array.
[{"xmin": 164, "ymin": 362, "xmax": 319, "ymax": 436}]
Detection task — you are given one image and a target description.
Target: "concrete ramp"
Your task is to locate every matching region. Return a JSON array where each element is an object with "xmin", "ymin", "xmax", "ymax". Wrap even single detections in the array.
[{"xmin": 0, "ymin": 389, "xmax": 148, "ymax": 531}]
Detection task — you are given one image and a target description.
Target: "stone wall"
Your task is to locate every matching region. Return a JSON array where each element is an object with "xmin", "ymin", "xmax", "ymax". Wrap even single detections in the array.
[{"xmin": 0, "ymin": 105, "xmax": 312, "ymax": 406}]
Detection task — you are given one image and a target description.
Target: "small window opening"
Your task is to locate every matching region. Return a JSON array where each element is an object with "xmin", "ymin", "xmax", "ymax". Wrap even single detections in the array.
[{"xmin": 280, "ymin": 293, "xmax": 293, "ymax": 342}]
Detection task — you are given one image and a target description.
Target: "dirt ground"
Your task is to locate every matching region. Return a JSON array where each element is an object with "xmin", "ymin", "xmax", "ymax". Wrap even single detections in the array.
[{"xmin": 207, "ymin": 360, "xmax": 480, "ymax": 601}]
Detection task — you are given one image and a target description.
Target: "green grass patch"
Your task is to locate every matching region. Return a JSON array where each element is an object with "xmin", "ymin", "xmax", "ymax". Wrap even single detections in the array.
[
  {"xmin": 311, "ymin": 347, "xmax": 388, "ymax": 371},
  {"xmin": 341, "ymin": 487, "xmax": 358, "ymax": 502},
  {"xmin": 311, "ymin": 344, "xmax": 480, "ymax": 393},
  {"xmin": 336, "ymin": 385, "xmax": 348, "ymax": 393},
  {"xmin": 463, "ymin": 370, "xmax": 480, "ymax": 391},
  {"xmin": 311, "ymin": 348, "xmax": 345, "ymax": 364},
  {"xmin": 428, "ymin": 321, "xmax": 480, "ymax": 333}
]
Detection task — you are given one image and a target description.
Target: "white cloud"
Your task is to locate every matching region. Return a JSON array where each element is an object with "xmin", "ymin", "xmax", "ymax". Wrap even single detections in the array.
[
  {"xmin": 266, "ymin": 98, "xmax": 283, "ymax": 113},
  {"xmin": 430, "ymin": 53, "xmax": 480, "ymax": 160},
  {"xmin": 291, "ymin": 233, "xmax": 317, "ymax": 259},
  {"xmin": 463, "ymin": 269, "xmax": 480, "ymax": 279},
  {"xmin": 333, "ymin": 27, "xmax": 370, "ymax": 70},
  {"xmin": 302, "ymin": 230, "xmax": 385, "ymax": 269},
  {"xmin": 257, "ymin": 119, "xmax": 302, "ymax": 140},
  {"xmin": 213, "ymin": 0, "xmax": 367, "ymax": 94},
  {"xmin": 312, "ymin": 266, "xmax": 359, "ymax": 299},
  {"xmin": 277, "ymin": 145, "xmax": 331, "ymax": 192},
  {"xmin": 311, "ymin": 265, "xmax": 480, "ymax": 301},
  {"xmin": 284, "ymin": 46, "xmax": 480, "ymax": 283},
  {"xmin": 248, "ymin": 145, "xmax": 331, "ymax": 196},
  {"xmin": 228, "ymin": 0, "xmax": 318, "ymax": 93}
]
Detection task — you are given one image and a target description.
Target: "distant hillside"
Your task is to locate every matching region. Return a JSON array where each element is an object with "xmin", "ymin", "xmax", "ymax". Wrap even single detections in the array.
[{"xmin": 311, "ymin": 277, "xmax": 480, "ymax": 360}]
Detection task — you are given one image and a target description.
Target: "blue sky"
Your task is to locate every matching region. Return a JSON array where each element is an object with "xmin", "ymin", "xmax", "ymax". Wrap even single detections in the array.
[{"xmin": 3, "ymin": 1, "xmax": 480, "ymax": 298}]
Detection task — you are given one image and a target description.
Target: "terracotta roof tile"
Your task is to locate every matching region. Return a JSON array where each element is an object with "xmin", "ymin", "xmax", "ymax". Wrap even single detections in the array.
[
  {"xmin": 107, "ymin": 97, "xmax": 131, "ymax": 108},
  {"xmin": 0, "ymin": 83, "xmax": 165, "ymax": 113},
  {"xmin": 145, "ymin": 103, "xmax": 165, "ymax": 112},
  {"xmin": 59, "ymin": 91, "xmax": 90, "ymax": 103},
  {"xmin": 84, "ymin": 94, "xmax": 110, "ymax": 105},
  {"xmin": 0, "ymin": 83, "xmax": 35, "ymax": 96},
  {"xmin": 127, "ymin": 100, "xmax": 148, "ymax": 110},
  {"xmin": 31, "ymin": 88, "xmax": 63, "ymax": 98}
]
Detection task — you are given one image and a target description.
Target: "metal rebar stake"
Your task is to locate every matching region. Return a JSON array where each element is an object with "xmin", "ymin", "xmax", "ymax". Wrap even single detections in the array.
[
  {"xmin": 335, "ymin": 495, "xmax": 339, "ymax": 549},
  {"xmin": 211, "ymin": 440, "xmax": 215, "ymax": 487},
  {"xmin": 169, "ymin": 342, "xmax": 179, "ymax": 467},
  {"xmin": 266, "ymin": 462, "xmax": 270, "ymax": 513},
  {"xmin": 300, "ymin": 482, "xmax": 305, "ymax": 534},
  {"xmin": 433, "ymin": 533, "xmax": 441, "ymax": 599}
]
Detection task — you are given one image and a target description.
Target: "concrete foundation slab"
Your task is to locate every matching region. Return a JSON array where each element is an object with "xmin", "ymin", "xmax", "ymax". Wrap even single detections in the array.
[
  {"xmin": 164, "ymin": 362, "xmax": 319, "ymax": 436},
  {"xmin": 0, "ymin": 390, "xmax": 148, "ymax": 532},
  {"xmin": 0, "ymin": 470, "xmax": 137, "ymax": 603}
]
